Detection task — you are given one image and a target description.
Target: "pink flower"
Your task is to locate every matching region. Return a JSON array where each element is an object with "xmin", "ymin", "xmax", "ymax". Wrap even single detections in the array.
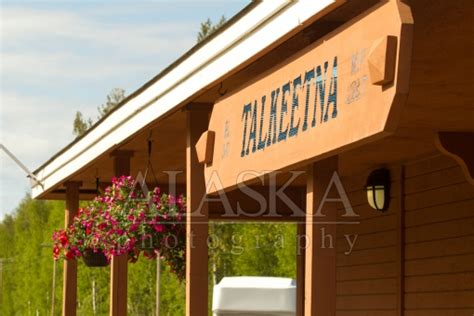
[
  {"xmin": 168, "ymin": 195, "xmax": 176, "ymax": 205},
  {"xmin": 53, "ymin": 246, "xmax": 60, "ymax": 259},
  {"xmin": 153, "ymin": 224, "xmax": 165, "ymax": 233},
  {"xmin": 130, "ymin": 223, "xmax": 138, "ymax": 232}
]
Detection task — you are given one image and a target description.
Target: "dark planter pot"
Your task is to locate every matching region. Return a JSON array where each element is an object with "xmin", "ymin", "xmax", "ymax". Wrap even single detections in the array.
[{"xmin": 82, "ymin": 249, "xmax": 109, "ymax": 267}]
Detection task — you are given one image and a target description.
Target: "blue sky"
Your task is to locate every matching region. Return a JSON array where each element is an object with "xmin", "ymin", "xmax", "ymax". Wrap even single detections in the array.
[{"xmin": 0, "ymin": 0, "xmax": 249, "ymax": 220}]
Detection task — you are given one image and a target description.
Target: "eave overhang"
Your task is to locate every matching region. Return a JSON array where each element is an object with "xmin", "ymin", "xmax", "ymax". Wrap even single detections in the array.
[{"xmin": 32, "ymin": 0, "xmax": 344, "ymax": 199}]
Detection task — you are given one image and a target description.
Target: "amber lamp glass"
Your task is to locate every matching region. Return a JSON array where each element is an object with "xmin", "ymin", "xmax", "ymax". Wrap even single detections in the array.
[{"xmin": 365, "ymin": 168, "xmax": 391, "ymax": 212}]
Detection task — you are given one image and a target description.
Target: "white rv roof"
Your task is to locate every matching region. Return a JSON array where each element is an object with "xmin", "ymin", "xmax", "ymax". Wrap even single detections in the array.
[{"xmin": 212, "ymin": 276, "xmax": 296, "ymax": 314}]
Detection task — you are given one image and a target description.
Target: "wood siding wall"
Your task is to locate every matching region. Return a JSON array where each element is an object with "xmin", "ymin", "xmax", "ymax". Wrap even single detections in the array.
[
  {"xmin": 404, "ymin": 155, "xmax": 474, "ymax": 316},
  {"xmin": 335, "ymin": 154, "xmax": 474, "ymax": 315},
  {"xmin": 335, "ymin": 165, "xmax": 401, "ymax": 316}
]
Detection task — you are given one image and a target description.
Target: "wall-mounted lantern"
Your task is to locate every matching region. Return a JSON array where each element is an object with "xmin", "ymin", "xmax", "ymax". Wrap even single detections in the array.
[{"xmin": 365, "ymin": 168, "xmax": 391, "ymax": 212}]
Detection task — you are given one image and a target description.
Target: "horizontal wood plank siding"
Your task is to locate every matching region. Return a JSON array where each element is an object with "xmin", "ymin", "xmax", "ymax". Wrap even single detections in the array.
[
  {"xmin": 336, "ymin": 155, "xmax": 474, "ymax": 315},
  {"xmin": 335, "ymin": 166, "xmax": 400, "ymax": 315},
  {"xmin": 403, "ymin": 155, "xmax": 474, "ymax": 315}
]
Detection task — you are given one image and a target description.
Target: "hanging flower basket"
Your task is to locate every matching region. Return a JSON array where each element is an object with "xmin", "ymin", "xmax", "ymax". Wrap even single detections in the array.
[
  {"xmin": 52, "ymin": 176, "xmax": 186, "ymax": 280},
  {"xmin": 82, "ymin": 248, "xmax": 109, "ymax": 267}
]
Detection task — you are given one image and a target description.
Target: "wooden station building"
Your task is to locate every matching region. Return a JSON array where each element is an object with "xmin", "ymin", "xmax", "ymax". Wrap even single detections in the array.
[{"xmin": 32, "ymin": 0, "xmax": 474, "ymax": 315}]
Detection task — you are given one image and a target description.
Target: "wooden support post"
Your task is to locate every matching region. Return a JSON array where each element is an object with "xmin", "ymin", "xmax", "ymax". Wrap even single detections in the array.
[
  {"xmin": 305, "ymin": 157, "xmax": 338, "ymax": 316},
  {"xmin": 186, "ymin": 105, "xmax": 211, "ymax": 316},
  {"xmin": 156, "ymin": 259, "xmax": 161, "ymax": 316},
  {"xmin": 110, "ymin": 150, "xmax": 133, "ymax": 316},
  {"xmin": 296, "ymin": 222, "xmax": 306, "ymax": 316},
  {"xmin": 111, "ymin": 150, "xmax": 134, "ymax": 176},
  {"xmin": 63, "ymin": 181, "xmax": 81, "ymax": 316},
  {"xmin": 397, "ymin": 166, "xmax": 406, "ymax": 316}
]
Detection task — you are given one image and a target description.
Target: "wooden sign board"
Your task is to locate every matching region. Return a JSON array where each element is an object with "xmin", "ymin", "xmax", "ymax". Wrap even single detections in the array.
[{"xmin": 204, "ymin": 1, "xmax": 413, "ymax": 193}]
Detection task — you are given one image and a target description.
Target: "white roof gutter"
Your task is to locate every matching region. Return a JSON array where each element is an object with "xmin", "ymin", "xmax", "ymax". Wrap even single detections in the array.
[{"xmin": 32, "ymin": 0, "xmax": 340, "ymax": 198}]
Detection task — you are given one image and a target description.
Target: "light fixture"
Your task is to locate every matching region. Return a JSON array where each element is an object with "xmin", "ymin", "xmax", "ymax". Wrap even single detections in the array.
[{"xmin": 365, "ymin": 168, "xmax": 391, "ymax": 212}]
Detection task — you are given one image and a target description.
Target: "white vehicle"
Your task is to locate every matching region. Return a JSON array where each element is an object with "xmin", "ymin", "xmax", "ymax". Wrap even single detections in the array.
[{"xmin": 212, "ymin": 276, "xmax": 296, "ymax": 316}]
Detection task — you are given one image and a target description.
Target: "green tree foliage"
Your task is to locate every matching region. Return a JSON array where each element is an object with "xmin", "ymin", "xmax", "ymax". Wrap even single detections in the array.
[
  {"xmin": 0, "ymin": 195, "xmax": 65, "ymax": 316},
  {"xmin": 206, "ymin": 222, "xmax": 297, "ymax": 315},
  {"xmin": 197, "ymin": 16, "xmax": 226, "ymax": 43},
  {"xmin": 76, "ymin": 250, "xmax": 110, "ymax": 315},
  {"xmin": 0, "ymin": 197, "xmax": 297, "ymax": 315},
  {"xmin": 0, "ymin": 196, "xmax": 188, "ymax": 315},
  {"xmin": 73, "ymin": 111, "xmax": 93, "ymax": 137},
  {"xmin": 209, "ymin": 223, "xmax": 296, "ymax": 281},
  {"xmin": 127, "ymin": 258, "xmax": 156, "ymax": 316},
  {"xmin": 73, "ymin": 88, "xmax": 126, "ymax": 137},
  {"xmin": 97, "ymin": 88, "xmax": 126, "ymax": 119},
  {"xmin": 156, "ymin": 264, "xmax": 185, "ymax": 316}
]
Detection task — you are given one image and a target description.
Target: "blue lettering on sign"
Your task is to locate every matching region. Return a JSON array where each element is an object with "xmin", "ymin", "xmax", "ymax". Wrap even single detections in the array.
[
  {"xmin": 289, "ymin": 75, "xmax": 302, "ymax": 137},
  {"xmin": 302, "ymin": 69, "xmax": 315, "ymax": 131},
  {"xmin": 240, "ymin": 103, "xmax": 252, "ymax": 157},
  {"xmin": 313, "ymin": 61, "xmax": 328, "ymax": 127},
  {"xmin": 247, "ymin": 100, "xmax": 258, "ymax": 154},
  {"xmin": 257, "ymin": 95, "xmax": 267, "ymax": 151},
  {"xmin": 266, "ymin": 88, "xmax": 279, "ymax": 147},
  {"xmin": 324, "ymin": 56, "xmax": 338, "ymax": 122},
  {"xmin": 240, "ymin": 56, "xmax": 338, "ymax": 157},
  {"xmin": 278, "ymin": 82, "xmax": 291, "ymax": 142}
]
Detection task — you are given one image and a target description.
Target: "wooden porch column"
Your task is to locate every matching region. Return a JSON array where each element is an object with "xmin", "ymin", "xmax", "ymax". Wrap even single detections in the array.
[
  {"xmin": 110, "ymin": 150, "xmax": 133, "ymax": 316},
  {"xmin": 296, "ymin": 222, "xmax": 306, "ymax": 316},
  {"xmin": 305, "ymin": 157, "xmax": 338, "ymax": 316},
  {"xmin": 186, "ymin": 105, "xmax": 211, "ymax": 316},
  {"xmin": 63, "ymin": 181, "xmax": 81, "ymax": 316}
]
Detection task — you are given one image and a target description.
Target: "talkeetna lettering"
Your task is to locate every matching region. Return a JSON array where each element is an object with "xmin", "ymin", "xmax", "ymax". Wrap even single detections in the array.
[{"xmin": 241, "ymin": 56, "xmax": 338, "ymax": 157}]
